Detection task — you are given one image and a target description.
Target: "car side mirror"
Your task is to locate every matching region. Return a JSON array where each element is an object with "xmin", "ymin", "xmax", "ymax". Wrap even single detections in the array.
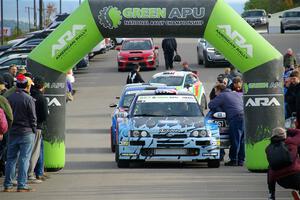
[
  {"xmin": 279, "ymin": 16, "xmax": 282, "ymax": 18},
  {"xmin": 154, "ymin": 46, "xmax": 159, "ymax": 49},
  {"xmin": 116, "ymin": 111, "xmax": 128, "ymax": 118},
  {"xmin": 109, "ymin": 103, "xmax": 117, "ymax": 108},
  {"xmin": 115, "ymin": 46, "xmax": 121, "ymax": 51},
  {"xmin": 213, "ymin": 112, "xmax": 226, "ymax": 119}
]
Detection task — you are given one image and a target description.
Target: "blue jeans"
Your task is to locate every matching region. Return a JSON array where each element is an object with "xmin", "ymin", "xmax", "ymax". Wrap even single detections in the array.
[
  {"xmin": 34, "ymin": 137, "xmax": 44, "ymax": 177},
  {"xmin": 228, "ymin": 117, "xmax": 245, "ymax": 164},
  {"xmin": 4, "ymin": 133, "xmax": 34, "ymax": 189}
]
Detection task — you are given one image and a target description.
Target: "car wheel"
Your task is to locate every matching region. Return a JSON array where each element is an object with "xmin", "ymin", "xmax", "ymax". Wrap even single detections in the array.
[
  {"xmin": 203, "ymin": 51, "xmax": 212, "ymax": 68},
  {"xmin": 280, "ymin": 24, "xmax": 285, "ymax": 34},
  {"xmin": 197, "ymin": 48, "xmax": 203, "ymax": 65},
  {"xmin": 207, "ymin": 160, "xmax": 220, "ymax": 168},
  {"xmin": 117, "ymin": 159, "xmax": 130, "ymax": 168},
  {"xmin": 110, "ymin": 127, "xmax": 115, "ymax": 153}
]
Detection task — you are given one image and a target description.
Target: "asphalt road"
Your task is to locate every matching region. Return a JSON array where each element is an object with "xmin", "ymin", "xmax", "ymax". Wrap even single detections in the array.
[{"xmin": 1, "ymin": 34, "xmax": 300, "ymax": 199}]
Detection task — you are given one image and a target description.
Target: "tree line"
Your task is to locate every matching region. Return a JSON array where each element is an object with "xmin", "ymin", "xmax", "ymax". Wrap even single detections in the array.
[{"xmin": 244, "ymin": 0, "xmax": 300, "ymax": 13}]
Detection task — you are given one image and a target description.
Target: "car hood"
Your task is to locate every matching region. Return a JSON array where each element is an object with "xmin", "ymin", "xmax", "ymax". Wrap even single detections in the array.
[
  {"xmin": 130, "ymin": 116, "xmax": 205, "ymax": 133},
  {"xmin": 119, "ymin": 50, "xmax": 154, "ymax": 57}
]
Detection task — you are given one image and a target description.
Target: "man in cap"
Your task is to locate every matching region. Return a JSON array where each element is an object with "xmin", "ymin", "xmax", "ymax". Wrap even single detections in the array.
[
  {"xmin": 28, "ymin": 76, "xmax": 48, "ymax": 182},
  {"xmin": 209, "ymin": 74, "xmax": 230, "ymax": 100},
  {"xmin": 126, "ymin": 64, "xmax": 145, "ymax": 84},
  {"xmin": 3, "ymin": 74, "xmax": 37, "ymax": 192},
  {"xmin": 267, "ymin": 127, "xmax": 300, "ymax": 200}
]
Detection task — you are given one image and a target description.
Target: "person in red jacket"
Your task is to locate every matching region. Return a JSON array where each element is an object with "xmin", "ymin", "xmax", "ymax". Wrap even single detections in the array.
[{"xmin": 267, "ymin": 127, "xmax": 300, "ymax": 200}]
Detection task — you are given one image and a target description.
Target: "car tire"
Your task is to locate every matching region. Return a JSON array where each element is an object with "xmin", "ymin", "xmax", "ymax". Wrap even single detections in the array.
[
  {"xmin": 207, "ymin": 160, "xmax": 220, "ymax": 168},
  {"xmin": 203, "ymin": 51, "xmax": 212, "ymax": 68},
  {"xmin": 197, "ymin": 48, "xmax": 203, "ymax": 65},
  {"xmin": 280, "ymin": 24, "xmax": 285, "ymax": 34},
  {"xmin": 110, "ymin": 127, "xmax": 115, "ymax": 153},
  {"xmin": 117, "ymin": 159, "xmax": 130, "ymax": 168}
]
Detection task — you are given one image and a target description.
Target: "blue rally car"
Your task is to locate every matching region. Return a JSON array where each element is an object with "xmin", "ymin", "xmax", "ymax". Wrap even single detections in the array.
[
  {"xmin": 109, "ymin": 83, "xmax": 169, "ymax": 152},
  {"xmin": 115, "ymin": 89, "xmax": 220, "ymax": 168}
]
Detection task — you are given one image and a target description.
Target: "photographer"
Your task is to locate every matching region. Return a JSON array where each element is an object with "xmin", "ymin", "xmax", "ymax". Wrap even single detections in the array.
[{"xmin": 267, "ymin": 127, "xmax": 300, "ymax": 200}]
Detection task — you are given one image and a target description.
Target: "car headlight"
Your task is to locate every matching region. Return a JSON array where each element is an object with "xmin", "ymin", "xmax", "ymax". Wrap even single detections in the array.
[
  {"xmin": 147, "ymin": 55, "xmax": 154, "ymax": 61},
  {"xmin": 118, "ymin": 55, "xmax": 125, "ymax": 60},
  {"xmin": 206, "ymin": 48, "xmax": 215, "ymax": 53},
  {"xmin": 191, "ymin": 130, "xmax": 199, "ymax": 137},
  {"xmin": 199, "ymin": 130, "xmax": 207, "ymax": 137},
  {"xmin": 130, "ymin": 130, "xmax": 149, "ymax": 137}
]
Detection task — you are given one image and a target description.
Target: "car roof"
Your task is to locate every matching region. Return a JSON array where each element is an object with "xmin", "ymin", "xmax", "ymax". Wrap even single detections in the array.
[
  {"xmin": 152, "ymin": 71, "xmax": 193, "ymax": 78},
  {"xmin": 244, "ymin": 9, "xmax": 266, "ymax": 12},
  {"xmin": 1, "ymin": 54, "xmax": 28, "ymax": 60},
  {"xmin": 135, "ymin": 90, "xmax": 194, "ymax": 96}
]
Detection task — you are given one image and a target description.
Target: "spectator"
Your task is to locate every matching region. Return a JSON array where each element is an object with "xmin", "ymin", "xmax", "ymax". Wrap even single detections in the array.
[
  {"xmin": 267, "ymin": 127, "xmax": 300, "ymax": 200},
  {"xmin": 28, "ymin": 76, "xmax": 48, "ymax": 183},
  {"xmin": 0, "ymin": 90, "xmax": 13, "ymax": 178},
  {"xmin": 209, "ymin": 74, "xmax": 229, "ymax": 100},
  {"xmin": 126, "ymin": 64, "xmax": 145, "ymax": 84},
  {"xmin": 224, "ymin": 67, "xmax": 233, "ymax": 85},
  {"xmin": 3, "ymin": 74, "xmax": 37, "ymax": 192},
  {"xmin": 181, "ymin": 61, "xmax": 192, "ymax": 71},
  {"xmin": 162, "ymin": 38, "xmax": 177, "ymax": 70},
  {"xmin": 285, "ymin": 70, "xmax": 300, "ymax": 120},
  {"xmin": 3, "ymin": 72, "xmax": 33, "ymax": 98},
  {"xmin": 284, "ymin": 48, "xmax": 297, "ymax": 69},
  {"xmin": 230, "ymin": 65, "xmax": 242, "ymax": 78},
  {"xmin": 3, "ymin": 65, "xmax": 17, "ymax": 89},
  {"xmin": 208, "ymin": 83, "xmax": 244, "ymax": 166},
  {"xmin": 230, "ymin": 76, "xmax": 243, "ymax": 93}
]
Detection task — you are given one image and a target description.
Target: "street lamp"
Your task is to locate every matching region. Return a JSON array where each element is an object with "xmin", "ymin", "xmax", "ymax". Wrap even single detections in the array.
[
  {"xmin": 59, "ymin": 0, "xmax": 61, "ymax": 14},
  {"xmin": 1, "ymin": 0, "xmax": 3, "ymax": 45}
]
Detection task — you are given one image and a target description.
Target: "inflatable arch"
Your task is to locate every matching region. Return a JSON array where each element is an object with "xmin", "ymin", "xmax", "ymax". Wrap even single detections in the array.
[{"xmin": 27, "ymin": 0, "xmax": 284, "ymax": 171}]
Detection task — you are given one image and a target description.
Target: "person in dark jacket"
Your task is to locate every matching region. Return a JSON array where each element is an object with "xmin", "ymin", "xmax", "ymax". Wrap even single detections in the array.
[
  {"xmin": 162, "ymin": 38, "xmax": 177, "ymax": 70},
  {"xmin": 3, "ymin": 65, "xmax": 17, "ymax": 89},
  {"xmin": 267, "ymin": 127, "xmax": 300, "ymax": 200},
  {"xmin": 3, "ymin": 74, "xmax": 36, "ymax": 192},
  {"xmin": 126, "ymin": 64, "xmax": 145, "ymax": 84},
  {"xmin": 28, "ymin": 76, "xmax": 48, "ymax": 182},
  {"xmin": 209, "ymin": 74, "xmax": 230, "ymax": 100},
  {"xmin": 208, "ymin": 83, "xmax": 244, "ymax": 166},
  {"xmin": 230, "ymin": 76, "xmax": 243, "ymax": 93},
  {"xmin": 285, "ymin": 70, "xmax": 300, "ymax": 121},
  {"xmin": 284, "ymin": 48, "xmax": 297, "ymax": 69}
]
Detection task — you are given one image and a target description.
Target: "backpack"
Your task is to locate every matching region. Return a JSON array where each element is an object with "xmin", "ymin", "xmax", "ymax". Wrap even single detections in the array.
[
  {"xmin": 0, "ymin": 108, "xmax": 8, "ymax": 135},
  {"xmin": 266, "ymin": 141, "xmax": 293, "ymax": 170}
]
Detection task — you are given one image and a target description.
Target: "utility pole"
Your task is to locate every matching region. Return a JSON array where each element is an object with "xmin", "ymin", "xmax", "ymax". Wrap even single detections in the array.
[
  {"xmin": 79, "ymin": 0, "xmax": 81, "ymax": 5},
  {"xmin": 16, "ymin": 0, "xmax": 19, "ymax": 35},
  {"xmin": 25, "ymin": 6, "xmax": 31, "ymax": 31},
  {"xmin": 39, "ymin": 0, "xmax": 43, "ymax": 29},
  {"xmin": 33, "ymin": 0, "xmax": 37, "ymax": 29},
  {"xmin": 59, "ymin": 0, "xmax": 62, "ymax": 14},
  {"xmin": 1, "ymin": 0, "xmax": 3, "ymax": 45}
]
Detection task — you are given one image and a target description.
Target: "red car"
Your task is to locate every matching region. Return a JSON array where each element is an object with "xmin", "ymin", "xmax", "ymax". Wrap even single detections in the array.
[{"xmin": 116, "ymin": 38, "xmax": 159, "ymax": 71}]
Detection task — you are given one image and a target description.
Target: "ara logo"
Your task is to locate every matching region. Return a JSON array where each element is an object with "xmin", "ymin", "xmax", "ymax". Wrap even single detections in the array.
[
  {"xmin": 46, "ymin": 97, "xmax": 62, "ymax": 107},
  {"xmin": 245, "ymin": 97, "xmax": 280, "ymax": 107},
  {"xmin": 217, "ymin": 25, "xmax": 253, "ymax": 58},
  {"xmin": 51, "ymin": 24, "xmax": 86, "ymax": 57}
]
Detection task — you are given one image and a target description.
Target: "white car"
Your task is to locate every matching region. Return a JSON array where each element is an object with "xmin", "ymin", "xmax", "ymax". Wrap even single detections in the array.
[
  {"xmin": 89, "ymin": 39, "xmax": 107, "ymax": 59},
  {"xmin": 0, "ymin": 54, "xmax": 28, "ymax": 73}
]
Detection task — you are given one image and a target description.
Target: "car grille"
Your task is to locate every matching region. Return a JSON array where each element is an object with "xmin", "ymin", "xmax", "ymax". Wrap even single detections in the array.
[
  {"xmin": 128, "ymin": 57, "xmax": 143, "ymax": 61},
  {"xmin": 126, "ymin": 62, "xmax": 146, "ymax": 67},
  {"xmin": 157, "ymin": 140, "xmax": 185, "ymax": 148},
  {"xmin": 153, "ymin": 134, "xmax": 187, "ymax": 139}
]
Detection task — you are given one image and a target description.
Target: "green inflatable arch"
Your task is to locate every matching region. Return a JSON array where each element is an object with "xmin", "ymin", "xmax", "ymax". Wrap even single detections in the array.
[{"xmin": 27, "ymin": 0, "xmax": 284, "ymax": 171}]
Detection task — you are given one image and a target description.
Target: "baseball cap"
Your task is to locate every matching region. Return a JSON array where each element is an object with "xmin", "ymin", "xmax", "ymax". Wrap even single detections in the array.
[
  {"xmin": 16, "ymin": 74, "xmax": 28, "ymax": 84},
  {"xmin": 217, "ymin": 74, "xmax": 226, "ymax": 82}
]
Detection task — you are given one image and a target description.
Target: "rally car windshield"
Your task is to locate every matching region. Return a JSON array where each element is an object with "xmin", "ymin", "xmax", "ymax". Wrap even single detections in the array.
[
  {"xmin": 133, "ymin": 95, "xmax": 203, "ymax": 117},
  {"xmin": 122, "ymin": 40, "xmax": 152, "ymax": 50},
  {"xmin": 120, "ymin": 94, "xmax": 136, "ymax": 108},
  {"xmin": 149, "ymin": 76, "xmax": 184, "ymax": 86},
  {"xmin": 242, "ymin": 11, "xmax": 265, "ymax": 17}
]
